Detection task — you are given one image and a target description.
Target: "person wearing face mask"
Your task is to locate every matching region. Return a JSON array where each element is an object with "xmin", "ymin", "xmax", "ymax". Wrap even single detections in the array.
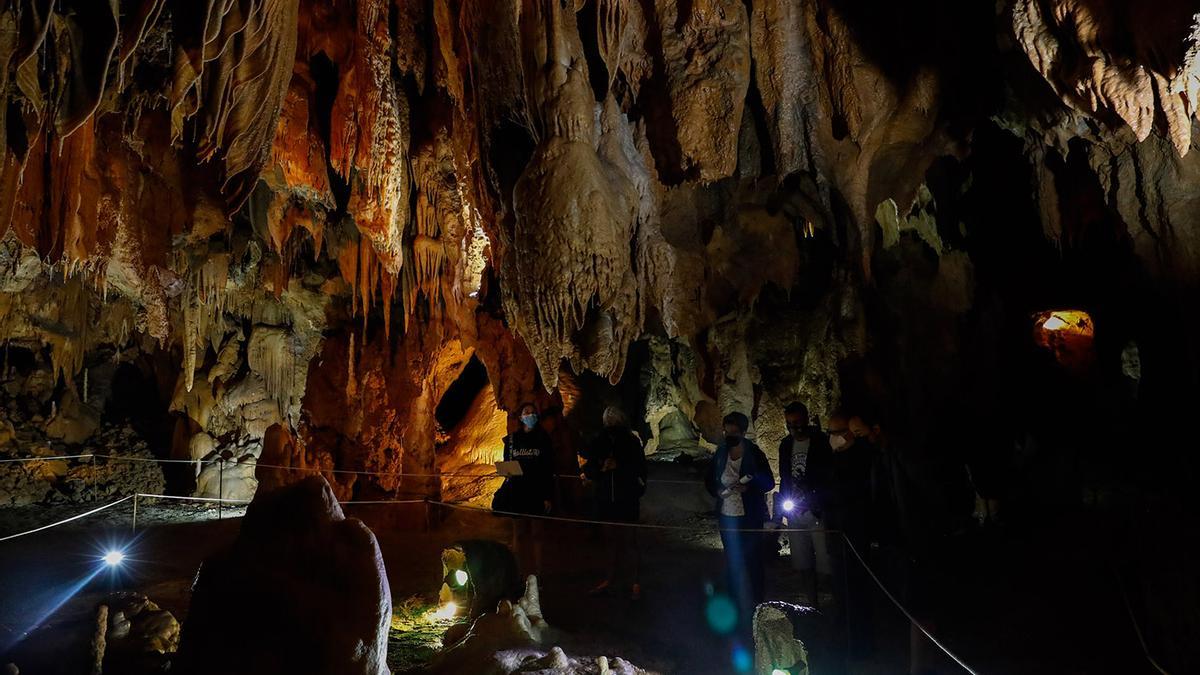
[
  {"xmin": 493, "ymin": 402, "xmax": 555, "ymax": 575},
  {"xmin": 777, "ymin": 401, "xmax": 833, "ymax": 606},
  {"xmin": 705, "ymin": 411, "xmax": 776, "ymax": 630},
  {"xmin": 823, "ymin": 410, "xmax": 878, "ymax": 659},
  {"xmin": 580, "ymin": 405, "xmax": 647, "ymax": 600}
]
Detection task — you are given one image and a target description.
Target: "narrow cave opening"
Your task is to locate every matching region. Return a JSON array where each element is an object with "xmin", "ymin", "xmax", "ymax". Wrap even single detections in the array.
[{"xmin": 435, "ymin": 355, "xmax": 490, "ymax": 432}]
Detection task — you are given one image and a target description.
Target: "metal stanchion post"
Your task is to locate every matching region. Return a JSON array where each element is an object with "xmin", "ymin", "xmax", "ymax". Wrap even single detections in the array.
[
  {"xmin": 131, "ymin": 493, "xmax": 138, "ymax": 533},
  {"xmin": 218, "ymin": 458, "xmax": 224, "ymax": 521}
]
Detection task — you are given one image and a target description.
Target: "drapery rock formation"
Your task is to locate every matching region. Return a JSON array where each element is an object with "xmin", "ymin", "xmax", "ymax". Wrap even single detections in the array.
[{"xmin": 0, "ymin": 2, "xmax": 1198, "ymax": 667}]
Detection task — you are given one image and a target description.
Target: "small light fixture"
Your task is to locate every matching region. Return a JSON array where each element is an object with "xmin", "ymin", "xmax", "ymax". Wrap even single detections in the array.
[
  {"xmin": 432, "ymin": 601, "xmax": 458, "ymax": 620},
  {"xmin": 453, "ymin": 569, "xmax": 469, "ymax": 586},
  {"xmin": 772, "ymin": 670, "xmax": 789, "ymax": 675},
  {"xmin": 102, "ymin": 550, "xmax": 125, "ymax": 567},
  {"xmin": 782, "ymin": 499, "xmax": 795, "ymax": 513}
]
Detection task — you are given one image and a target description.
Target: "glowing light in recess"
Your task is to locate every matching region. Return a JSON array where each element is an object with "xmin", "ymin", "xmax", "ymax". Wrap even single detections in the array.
[{"xmin": 432, "ymin": 602, "xmax": 458, "ymax": 620}]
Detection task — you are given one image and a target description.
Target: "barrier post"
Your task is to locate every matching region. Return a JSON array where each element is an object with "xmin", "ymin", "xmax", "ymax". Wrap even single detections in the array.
[
  {"xmin": 131, "ymin": 493, "xmax": 138, "ymax": 533},
  {"xmin": 218, "ymin": 458, "xmax": 224, "ymax": 521}
]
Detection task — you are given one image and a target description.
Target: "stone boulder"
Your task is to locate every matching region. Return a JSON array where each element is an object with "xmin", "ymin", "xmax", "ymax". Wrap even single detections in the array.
[
  {"xmin": 173, "ymin": 475, "xmax": 390, "ymax": 675},
  {"xmin": 752, "ymin": 602, "xmax": 828, "ymax": 675}
]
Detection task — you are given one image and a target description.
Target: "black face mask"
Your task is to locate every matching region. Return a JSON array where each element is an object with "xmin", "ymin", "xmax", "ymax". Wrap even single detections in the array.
[{"xmin": 725, "ymin": 435, "xmax": 742, "ymax": 448}]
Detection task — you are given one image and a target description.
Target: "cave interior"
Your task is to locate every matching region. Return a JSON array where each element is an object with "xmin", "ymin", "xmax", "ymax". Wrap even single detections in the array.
[{"xmin": 0, "ymin": 0, "xmax": 1198, "ymax": 674}]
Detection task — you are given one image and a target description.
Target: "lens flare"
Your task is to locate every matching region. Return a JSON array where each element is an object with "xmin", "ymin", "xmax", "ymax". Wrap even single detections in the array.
[
  {"xmin": 705, "ymin": 594, "xmax": 738, "ymax": 634},
  {"xmin": 453, "ymin": 569, "xmax": 469, "ymax": 586},
  {"xmin": 732, "ymin": 645, "xmax": 753, "ymax": 672}
]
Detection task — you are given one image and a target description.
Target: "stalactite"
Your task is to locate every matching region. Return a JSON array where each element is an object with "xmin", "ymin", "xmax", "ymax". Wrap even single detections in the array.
[{"xmin": 247, "ymin": 327, "xmax": 297, "ymax": 421}]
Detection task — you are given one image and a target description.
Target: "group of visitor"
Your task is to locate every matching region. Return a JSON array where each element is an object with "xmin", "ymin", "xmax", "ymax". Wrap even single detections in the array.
[{"xmin": 490, "ymin": 399, "xmax": 913, "ymax": 644}]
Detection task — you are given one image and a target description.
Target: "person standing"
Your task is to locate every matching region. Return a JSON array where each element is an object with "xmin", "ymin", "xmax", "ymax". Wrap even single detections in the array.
[
  {"xmin": 581, "ymin": 406, "xmax": 647, "ymax": 600},
  {"xmin": 778, "ymin": 401, "xmax": 833, "ymax": 606},
  {"xmin": 823, "ymin": 410, "xmax": 878, "ymax": 659},
  {"xmin": 492, "ymin": 402, "xmax": 555, "ymax": 576},
  {"xmin": 706, "ymin": 411, "xmax": 776, "ymax": 628}
]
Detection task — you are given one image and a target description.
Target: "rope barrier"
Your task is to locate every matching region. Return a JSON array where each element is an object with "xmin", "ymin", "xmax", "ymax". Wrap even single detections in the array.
[
  {"xmin": 1113, "ymin": 566, "xmax": 1171, "ymax": 675},
  {"xmin": 6, "ymin": 454, "xmax": 710, "ymax": 486},
  {"xmin": 839, "ymin": 534, "xmax": 982, "ymax": 675},
  {"xmin": 0, "ymin": 453, "xmax": 96, "ymax": 463},
  {"xmin": 427, "ymin": 499, "xmax": 835, "ymax": 534},
  {"xmin": 0, "ymin": 496, "xmax": 134, "ymax": 542},
  {"xmin": 135, "ymin": 493, "xmax": 251, "ymax": 504},
  {"xmin": 133, "ymin": 493, "xmax": 427, "ymax": 507}
]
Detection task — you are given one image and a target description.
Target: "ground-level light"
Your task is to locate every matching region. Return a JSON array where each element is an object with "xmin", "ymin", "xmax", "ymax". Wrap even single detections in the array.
[{"xmin": 432, "ymin": 601, "xmax": 458, "ymax": 620}]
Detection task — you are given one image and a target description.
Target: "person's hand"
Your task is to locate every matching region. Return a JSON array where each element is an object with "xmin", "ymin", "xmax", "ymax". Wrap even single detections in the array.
[
  {"xmin": 732, "ymin": 484, "xmax": 749, "ymax": 494},
  {"xmin": 579, "ymin": 473, "xmax": 591, "ymax": 484},
  {"xmin": 602, "ymin": 458, "xmax": 617, "ymax": 472},
  {"xmin": 543, "ymin": 500, "xmax": 552, "ymax": 514}
]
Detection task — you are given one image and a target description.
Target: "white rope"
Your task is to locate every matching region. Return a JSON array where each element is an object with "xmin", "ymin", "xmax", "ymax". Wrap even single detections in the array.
[
  {"xmin": 0, "ymin": 454, "xmax": 96, "ymax": 463},
  {"xmin": 840, "ymin": 534, "xmax": 982, "ymax": 675},
  {"xmin": 0, "ymin": 495, "xmax": 134, "ymax": 542},
  {"xmin": 1113, "ymin": 567, "xmax": 1171, "ymax": 675},
  {"xmin": 135, "ymin": 493, "xmax": 426, "ymax": 506},
  {"xmin": 135, "ymin": 493, "xmax": 251, "ymax": 504},
  {"xmin": 427, "ymin": 500, "xmax": 834, "ymax": 533}
]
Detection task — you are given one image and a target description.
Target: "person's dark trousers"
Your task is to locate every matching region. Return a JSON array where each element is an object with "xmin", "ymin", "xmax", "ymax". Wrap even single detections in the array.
[{"xmin": 718, "ymin": 515, "xmax": 766, "ymax": 629}]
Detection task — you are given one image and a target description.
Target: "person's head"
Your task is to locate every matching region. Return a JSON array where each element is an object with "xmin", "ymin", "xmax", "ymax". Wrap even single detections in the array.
[
  {"xmin": 722, "ymin": 412, "xmax": 750, "ymax": 447},
  {"xmin": 826, "ymin": 411, "xmax": 855, "ymax": 451},
  {"xmin": 602, "ymin": 405, "xmax": 627, "ymax": 429},
  {"xmin": 784, "ymin": 401, "xmax": 810, "ymax": 440},
  {"xmin": 518, "ymin": 402, "xmax": 539, "ymax": 430},
  {"xmin": 849, "ymin": 413, "xmax": 884, "ymax": 446}
]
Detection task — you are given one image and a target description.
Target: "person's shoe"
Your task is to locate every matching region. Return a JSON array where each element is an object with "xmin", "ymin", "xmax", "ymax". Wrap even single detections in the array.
[
  {"xmin": 588, "ymin": 580, "xmax": 613, "ymax": 596},
  {"xmin": 629, "ymin": 583, "xmax": 642, "ymax": 602}
]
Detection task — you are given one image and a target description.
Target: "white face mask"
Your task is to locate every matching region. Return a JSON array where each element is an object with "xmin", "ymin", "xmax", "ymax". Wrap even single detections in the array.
[{"xmin": 830, "ymin": 434, "xmax": 848, "ymax": 450}]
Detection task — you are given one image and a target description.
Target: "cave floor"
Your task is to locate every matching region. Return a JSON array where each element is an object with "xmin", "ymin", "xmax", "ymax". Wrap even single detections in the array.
[{"xmin": 0, "ymin": 462, "xmax": 1150, "ymax": 674}]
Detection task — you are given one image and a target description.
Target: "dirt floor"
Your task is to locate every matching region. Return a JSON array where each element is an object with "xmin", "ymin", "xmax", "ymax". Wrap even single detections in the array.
[{"xmin": 0, "ymin": 462, "xmax": 1154, "ymax": 674}]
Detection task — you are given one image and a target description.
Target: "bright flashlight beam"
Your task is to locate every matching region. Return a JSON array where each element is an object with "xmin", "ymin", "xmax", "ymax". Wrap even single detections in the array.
[
  {"xmin": 103, "ymin": 550, "xmax": 125, "ymax": 567},
  {"xmin": 782, "ymin": 499, "xmax": 795, "ymax": 512},
  {"xmin": 2, "ymin": 565, "xmax": 106, "ymax": 654}
]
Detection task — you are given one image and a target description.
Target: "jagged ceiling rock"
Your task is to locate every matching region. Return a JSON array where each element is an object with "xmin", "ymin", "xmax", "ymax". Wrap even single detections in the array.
[
  {"xmin": 654, "ymin": 0, "xmax": 750, "ymax": 182},
  {"xmin": 1012, "ymin": 0, "xmax": 1200, "ymax": 156}
]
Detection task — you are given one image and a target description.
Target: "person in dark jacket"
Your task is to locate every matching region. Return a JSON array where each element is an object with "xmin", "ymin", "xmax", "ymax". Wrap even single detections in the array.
[
  {"xmin": 581, "ymin": 406, "xmax": 647, "ymax": 600},
  {"xmin": 824, "ymin": 410, "xmax": 878, "ymax": 658},
  {"xmin": 492, "ymin": 402, "xmax": 555, "ymax": 576},
  {"xmin": 706, "ymin": 411, "xmax": 776, "ymax": 629},
  {"xmin": 778, "ymin": 401, "xmax": 833, "ymax": 605}
]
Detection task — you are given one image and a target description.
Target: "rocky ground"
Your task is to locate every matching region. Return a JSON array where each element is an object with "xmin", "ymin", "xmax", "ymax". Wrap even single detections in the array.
[{"xmin": 0, "ymin": 380, "xmax": 167, "ymax": 508}]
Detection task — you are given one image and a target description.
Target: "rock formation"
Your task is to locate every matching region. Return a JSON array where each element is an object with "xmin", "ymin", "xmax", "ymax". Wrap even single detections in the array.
[{"xmin": 174, "ymin": 475, "xmax": 390, "ymax": 675}]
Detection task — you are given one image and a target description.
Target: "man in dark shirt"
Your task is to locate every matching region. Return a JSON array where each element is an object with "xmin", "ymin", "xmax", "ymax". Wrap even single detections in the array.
[{"xmin": 777, "ymin": 401, "xmax": 833, "ymax": 605}]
